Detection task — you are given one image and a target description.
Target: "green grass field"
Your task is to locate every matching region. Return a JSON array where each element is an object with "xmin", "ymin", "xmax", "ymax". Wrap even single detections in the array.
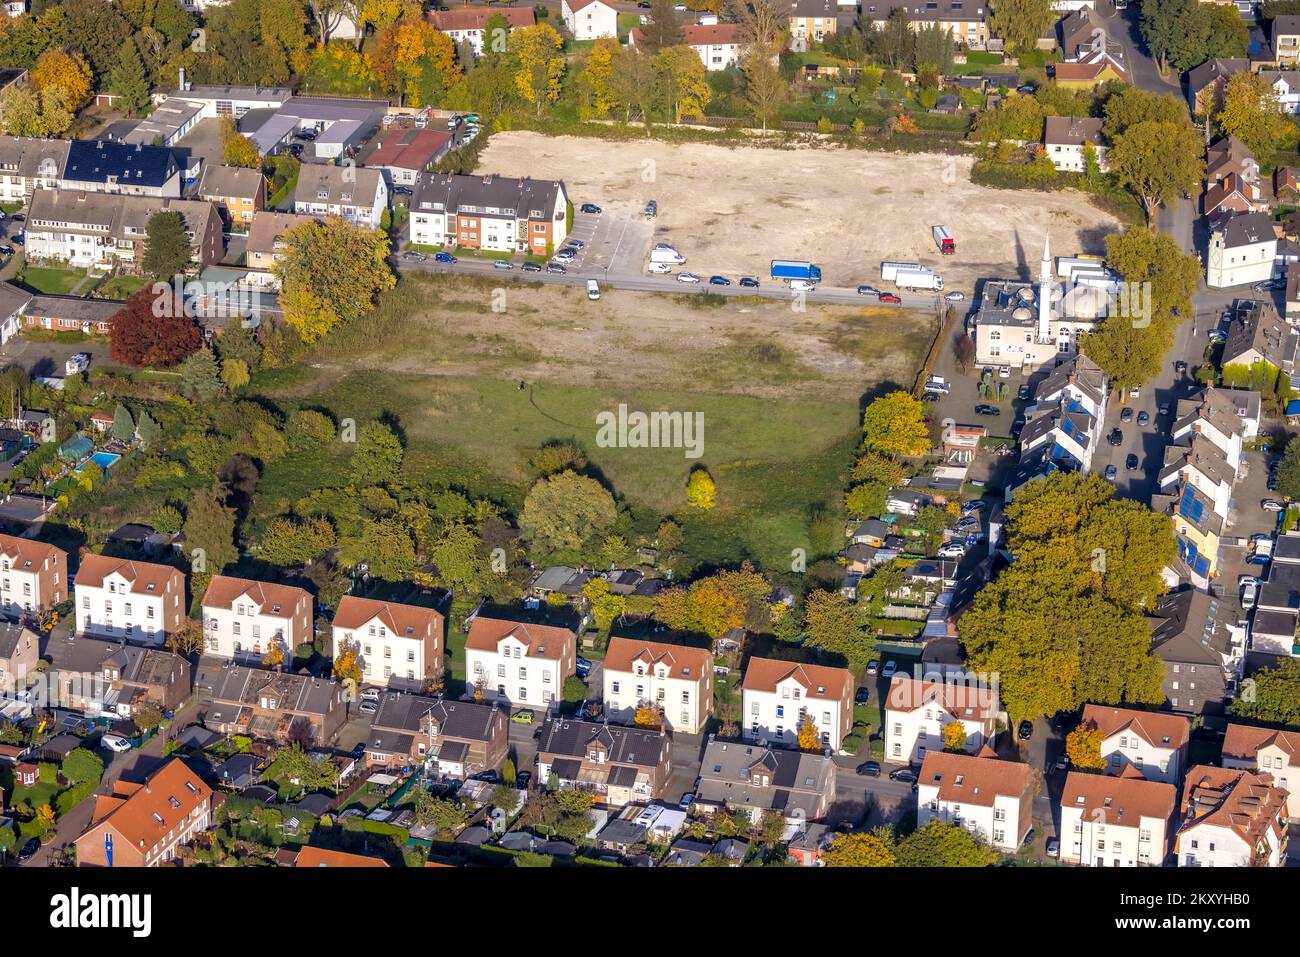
[{"xmin": 19, "ymin": 267, "xmax": 87, "ymax": 296}]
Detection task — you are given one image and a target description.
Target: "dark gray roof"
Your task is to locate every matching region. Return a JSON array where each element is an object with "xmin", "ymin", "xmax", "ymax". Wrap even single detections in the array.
[
  {"xmin": 1147, "ymin": 588, "xmax": 1239, "ymax": 661},
  {"xmin": 537, "ymin": 717, "xmax": 666, "ymax": 770},
  {"xmin": 696, "ymin": 738, "xmax": 834, "ymax": 818},
  {"xmin": 597, "ymin": 818, "xmax": 648, "ymax": 846},
  {"xmin": 1275, "ymin": 532, "xmax": 1300, "ymax": 564},
  {"xmin": 65, "ymin": 139, "xmax": 177, "ymax": 188},
  {"xmin": 1215, "ymin": 211, "xmax": 1276, "ymax": 249},
  {"xmin": 370, "ymin": 692, "xmax": 501, "ymax": 743},
  {"xmin": 0, "ymin": 620, "xmax": 33, "ymax": 660},
  {"xmin": 213, "ymin": 753, "xmax": 261, "ymax": 788},
  {"xmin": 202, "ymin": 662, "xmax": 341, "ymax": 717},
  {"xmin": 412, "ymin": 172, "xmax": 564, "ymax": 223}
]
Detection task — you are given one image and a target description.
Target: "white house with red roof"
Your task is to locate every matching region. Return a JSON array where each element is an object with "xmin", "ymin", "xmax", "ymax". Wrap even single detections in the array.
[
  {"xmin": 562, "ymin": 0, "xmax": 618, "ymax": 40},
  {"xmin": 1175, "ymin": 766, "xmax": 1289, "ymax": 867},
  {"xmin": 201, "ymin": 575, "xmax": 313, "ymax": 662},
  {"xmin": 917, "ymin": 747, "xmax": 1035, "ymax": 852},
  {"xmin": 1058, "ymin": 765, "xmax": 1177, "ymax": 867},
  {"xmin": 602, "ymin": 637, "xmax": 713, "ymax": 733},
  {"xmin": 464, "ymin": 615, "xmax": 577, "ymax": 712},
  {"xmin": 741, "ymin": 656, "xmax": 853, "ymax": 750},
  {"xmin": 630, "ymin": 22, "xmax": 744, "ymax": 71},
  {"xmin": 1221, "ymin": 723, "xmax": 1300, "ymax": 820},
  {"xmin": 1080, "ymin": 704, "xmax": 1190, "ymax": 786},
  {"xmin": 884, "ymin": 671, "xmax": 999, "ymax": 766}
]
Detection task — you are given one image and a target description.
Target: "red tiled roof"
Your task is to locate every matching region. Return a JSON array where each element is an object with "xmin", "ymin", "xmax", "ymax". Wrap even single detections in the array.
[
  {"xmin": 332, "ymin": 595, "xmax": 442, "ymax": 638},
  {"xmin": 201, "ymin": 574, "xmax": 311, "ymax": 617},
  {"xmin": 604, "ymin": 637, "xmax": 711, "ymax": 681},
  {"xmin": 75, "ymin": 553, "xmax": 183, "ymax": 595},
  {"xmin": 428, "ymin": 6, "xmax": 535, "ymax": 31},
  {"xmin": 464, "ymin": 616, "xmax": 575, "ymax": 660},
  {"xmin": 1061, "ymin": 769, "xmax": 1176, "ymax": 826},
  {"xmin": 294, "ymin": 846, "xmax": 389, "ymax": 867},
  {"xmin": 918, "ymin": 750, "xmax": 1032, "ymax": 807},
  {"xmin": 1081, "ymin": 704, "xmax": 1189, "ymax": 752},
  {"xmin": 885, "ymin": 674, "xmax": 998, "ymax": 721},
  {"xmin": 742, "ymin": 656, "xmax": 852, "ymax": 702},
  {"xmin": 365, "ymin": 129, "xmax": 452, "ymax": 173}
]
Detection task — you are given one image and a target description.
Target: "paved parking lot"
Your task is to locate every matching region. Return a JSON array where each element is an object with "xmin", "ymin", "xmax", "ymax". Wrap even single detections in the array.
[{"xmin": 562, "ymin": 205, "xmax": 653, "ymax": 279}]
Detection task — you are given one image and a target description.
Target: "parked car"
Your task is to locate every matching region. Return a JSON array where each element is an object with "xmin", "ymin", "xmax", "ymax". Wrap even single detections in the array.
[
  {"xmin": 708, "ymin": 275, "xmax": 731, "ymax": 286},
  {"xmin": 1174, "ymin": 360, "xmax": 1188, "ymax": 374},
  {"xmin": 350, "ymin": 742, "xmax": 366, "ymax": 760},
  {"xmin": 955, "ymin": 516, "xmax": 980, "ymax": 532},
  {"xmin": 575, "ymin": 656, "xmax": 593, "ymax": 679},
  {"xmin": 739, "ymin": 277, "xmax": 760, "ymax": 288},
  {"xmin": 511, "ymin": 709, "xmax": 535, "ymax": 724},
  {"xmin": 521, "ymin": 263, "xmax": 543, "ymax": 273},
  {"xmin": 889, "ymin": 767, "xmax": 918, "ymax": 784},
  {"xmin": 974, "ymin": 404, "xmax": 1001, "ymax": 416},
  {"xmin": 1159, "ymin": 403, "xmax": 1170, "ymax": 417},
  {"xmin": 1241, "ymin": 580, "xmax": 1259, "ymax": 609},
  {"xmin": 392, "ymin": 186, "xmax": 413, "ymax": 196},
  {"xmin": 679, "ymin": 791, "xmax": 695, "ymax": 809},
  {"xmin": 1108, "ymin": 428, "xmax": 1123, "ymax": 446},
  {"xmin": 0, "ymin": 245, "xmax": 14, "ymax": 257},
  {"xmin": 998, "ymin": 365, "xmax": 1011, "ymax": 379},
  {"xmin": 676, "ymin": 272, "xmax": 701, "ymax": 284},
  {"xmin": 358, "ymin": 701, "xmax": 377, "ymax": 715},
  {"xmin": 1125, "ymin": 453, "xmax": 1140, "ymax": 471},
  {"xmin": 1246, "ymin": 553, "xmax": 1272, "ymax": 567},
  {"xmin": 1017, "ymin": 384, "xmax": 1031, "ymax": 401},
  {"xmin": 1136, "ymin": 410, "xmax": 1149, "ymax": 426},
  {"xmin": 567, "ymin": 239, "xmax": 586, "ymax": 249},
  {"xmin": 1120, "ymin": 407, "xmax": 1133, "ymax": 423},
  {"xmin": 937, "ymin": 542, "xmax": 966, "ymax": 559},
  {"xmin": 516, "ymin": 770, "xmax": 532, "ymax": 790},
  {"xmin": 856, "ymin": 760, "xmax": 882, "ymax": 777},
  {"xmin": 16, "ymin": 837, "xmax": 39, "ymax": 863},
  {"xmin": 1018, "ymin": 720, "xmax": 1034, "ymax": 741},
  {"xmin": 65, "ymin": 353, "xmax": 91, "ymax": 375},
  {"xmin": 648, "ymin": 261, "xmax": 672, "ymax": 274},
  {"xmin": 472, "ymin": 770, "xmax": 499, "ymax": 784},
  {"xmin": 553, "ymin": 248, "xmax": 576, "ymax": 263},
  {"xmin": 1128, "ymin": 386, "xmax": 1140, "ymax": 398},
  {"xmin": 546, "ymin": 263, "xmax": 566, "ymax": 274},
  {"xmin": 434, "ymin": 251, "xmax": 456, "ymax": 263},
  {"xmin": 1263, "ymin": 499, "xmax": 1286, "ymax": 512},
  {"xmin": 878, "ymin": 292, "xmax": 902, "ymax": 303},
  {"xmin": 854, "ymin": 687, "xmax": 870, "ymax": 705},
  {"xmin": 1046, "ymin": 837, "xmax": 1060, "ymax": 856},
  {"xmin": 493, "ymin": 260, "xmax": 514, "ymax": 270},
  {"xmin": 961, "ymin": 499, "xmax": 987, "ymax": 514},
  {"xmin": 101, "ymin": 733, "xmax": 131, "ymax": 753},
  {"xmin": 1104, "ymin": 464, "xmax": 1117, "ymax": 481},
  {"xmin": 402, "ymin": 251, "xmax": 427, "ymax": 262},
  {"xmin": 866, "ymin": 660, "xmax": 879, "ymax": 676},
  {"xmin": 359, "ymin": 688, "xmax": 381, "ymax": 702},
  {"xmin": 882, "ymin": 660, "xmax": 898, "ymax": 679},
  {"xmin": 857, "ymin": 284, "xmax": 879, "ymax": 296},
  {"xmin": 644, "ymin": 199, "xmax": 658, "ymax": 218},
  {"xmin": 579, "ymin": 203, "xmax": 602, "ymax": 214},
  {"xmin": 944, "ymin": 290, "xmax": 965, "ymax": 302}
]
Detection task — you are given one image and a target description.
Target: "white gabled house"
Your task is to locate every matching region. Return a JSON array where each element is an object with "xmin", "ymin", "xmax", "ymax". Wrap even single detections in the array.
[
  {"xmin": 561, "ymin": 0, "xmax": 618, "ymax": 39},
  {"xmin": 916, "ymin": 748, "xmax": 1035, "ymax": 852},
  {"xmin": 201, "ymin": 575, "xmax": 314, "ymax": 662},
  {"xmin": 464, "ymin": 616, "xmax": 576, "ymax": 712},
  {"xmin": 1080, "ymin": 704, "xmax": 1190, "ymax": 785},
  {"xmin": 741, "ymin": 657, "xmax": 853, "ymax": 751},
  {"xmin": 1175, "ymin": 766, "xmax": 1289, "ymax": 867},
  {"xmin": 74, "ymin": 554, "xmax": 186, "ymax": 646},
  {"xmin": 1221, "ymin": 723, "xmax": 1300, "ymax": 821},
  {"xmin": 1058, "ymin": 765, "xmax": 1177, "ymax": 867},
  {"xmin": 884, "ymin": 672, "xmax": 999, "ymax": 766}
]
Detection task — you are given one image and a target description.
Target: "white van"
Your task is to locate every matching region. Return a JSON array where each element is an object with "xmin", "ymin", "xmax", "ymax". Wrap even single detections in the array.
[{"xmin": 587, "ymin": 280, "xmax": 600, "ymax": 301}]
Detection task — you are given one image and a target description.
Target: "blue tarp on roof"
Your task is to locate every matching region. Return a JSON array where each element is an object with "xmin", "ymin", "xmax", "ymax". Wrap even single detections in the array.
[{"xmin": 1286, "ymin": 399, "xmax": 1300, "ymax": 416}]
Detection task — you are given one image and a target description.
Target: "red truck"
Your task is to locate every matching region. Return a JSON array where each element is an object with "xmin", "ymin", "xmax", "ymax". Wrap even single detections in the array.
[{"xmin": 932, "ymin": 225, "xmax": 955, "ymax": 255}]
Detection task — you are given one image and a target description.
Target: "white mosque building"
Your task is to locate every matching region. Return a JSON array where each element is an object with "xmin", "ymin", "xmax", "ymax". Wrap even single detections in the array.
[{"xmin": 970, "ymin": 237, "xmax": 1114, "ymax": 373}]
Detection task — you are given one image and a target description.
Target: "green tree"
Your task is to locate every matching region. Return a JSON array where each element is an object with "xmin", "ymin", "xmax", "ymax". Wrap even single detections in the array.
[
  {"xmin": 895, "ymin": 820, "xmax": 1000, "ymax": 866},
  {"xmin": 987, "ymin": 0, "xmax": 1055, "ymax": 53},
  {"xmin": 803, "ymin": 589, "xmax": 872, "ymax": 670},
  {"xmin": 519, "ymin": 470, "xmax": 617, "ymax": 558},
  {"xmin": 106, "ymin": 45, "xmax": 151, "ymax": 116},
  {"xmin": 61, "ymin": 747, "xmax": 104, "ymax": 785},
  {"xmin": 350, "ymin": 421, "xmax": 404, "ymax": 486},
  {"xmin": 640, "ymin": 0, "xmax": 683, "ymax": 52},
  {"xmin": 142, "ymin": 210, "xmax": 191, "ymax": 280},
  {"xmin": 179, "ymin": 348, "xmax": 224, "ymax": 402},
  {"xmin": 1107, "ymin": 119, "xmax": 1204, "ymax": 223},
  {"xmin": 110, "ymin": 403, "xmax": 135, "ymax": 442},
  {"xmin": 1232, "ymin": 658, "xmax": 1300, "ymax": 727},
  {"xmin": 1216, "ymin": 72, "xmax": 1293, "ymax": 165},
  {"xmin": 273, "ymin": 217, "xmax": 394, "ymax": 342},
  {"xmin": 183, "ymin": 487, "xmax": 238, "ymax": 586},
  {"xmin": 582, "ymin": 576, "xmax": 626, "ymax": 631},
  {"xmin": 1276, "ymin": 435, "xmax": 1300, "ymax": 501}
]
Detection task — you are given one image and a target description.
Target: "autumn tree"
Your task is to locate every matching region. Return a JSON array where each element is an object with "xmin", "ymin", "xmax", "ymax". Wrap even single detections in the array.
[
  {"xmin": 804, "ymin": 589, "xmax": 872, "ymax": 670},
  {"xmin": 165, "ymin": 619, "xmax": 205, "ymax": 657},
  {"xmin": 862, "ymin": 391, "xmax": 930, "ymax": 458},
  {"xmin": 823, "ymin": 831, "xmax": 897, "ymax": 866},
  {"xmin": 797, "ymin": 715, "xmax": 821, "ymax": 752},
  {"xmin": 576, "ymin": 37, "xmax": 620, "ymax": 119},
  {"xmin": 634, "ymin": 705, "xmax": 662, "ymax": 729},
  {"xmin": 109, "ymin": 289, "xmax": 201, "ymax": 368},
  {"xmin": 370, "ymin": 19, "xmax": 461, "ymax": 106},
  {"xmin": 582, "ymin": 576, "xmax": 625, "ymax": 631},
  {"xmin": 31, "ymin": 49, "xmax": 92, "ymax": 115},
  {"xmin": 685, "ymin": 468, "xmax": 716, "ymax": 509},
  {"xmin": 1107, "ymin": 119, "xmax": 1204, "ymax": 223},
  {"xmin": 511, "ymin": 23, "xmax": 565, "ymax": 117},
  {"xmin": 350, "ymin": 420, "xmax": 404, "ymax": 486},
  {"xmin": 1216, "ymin": 72, "xmax": 1293, "ymax": 165},
  {"xmin": 1065, "ymin": 721, "xmax": 1107, "ymax": 770},
  {"xmin": 742, "ymin": 51, "xmax": 786, "ymax": 131},
  {"xmin": 655, "ymin": 44, "xmax": 711, "ymax": 123},
  {"xmin": 942, "ymin": 720, "xmax": 968, "ymax": 752},
  {"xmin": 894, "ymin": 819, "xmax": 999, "ymax": 866},
  {"xmin": 333, "ymin": 642, "xmax": 363, "ymax": 686},
  {"xmin": 641, "ymin": 0, "xmax": 684, "ymax": 52},
  {"xmin": 273, "ymin": 217, "xmax": 395, "ymax": 342}
]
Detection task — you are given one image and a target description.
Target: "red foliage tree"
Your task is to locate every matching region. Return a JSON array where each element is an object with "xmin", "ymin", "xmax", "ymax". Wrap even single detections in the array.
[{"xmin": 109, "ymin": 288, "xmax": 201, "ymax": 368}]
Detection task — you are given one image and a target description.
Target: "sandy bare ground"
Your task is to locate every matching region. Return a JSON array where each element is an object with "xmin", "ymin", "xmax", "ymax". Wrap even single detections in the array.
[{"xmin": 477, "ymin": 132, "xmax": 1123, "ymax": 291}]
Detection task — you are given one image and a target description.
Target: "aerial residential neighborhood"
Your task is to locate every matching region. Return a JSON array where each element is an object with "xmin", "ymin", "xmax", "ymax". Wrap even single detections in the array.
[{"xmin": 0, "ymin": 0, "xmax": 1292, "ymax": 933}]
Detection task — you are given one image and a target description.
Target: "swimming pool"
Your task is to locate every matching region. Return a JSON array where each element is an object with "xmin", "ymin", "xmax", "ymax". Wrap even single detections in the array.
[{"xmin": 77, "ymin": 451, "xmax": 121, "ymax": 473}]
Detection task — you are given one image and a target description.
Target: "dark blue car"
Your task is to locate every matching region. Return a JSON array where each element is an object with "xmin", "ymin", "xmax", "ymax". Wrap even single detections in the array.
[
  {"xmin": 434, "ymin": 251, "xmax": 456, "ymax": 263},
  {"xmin": 575, "ymin": 656, "xmax": 592, "ymax": 678}
]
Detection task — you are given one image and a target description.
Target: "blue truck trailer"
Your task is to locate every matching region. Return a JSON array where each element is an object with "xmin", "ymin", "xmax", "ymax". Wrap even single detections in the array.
[{"xmin": 770, "ymin": 260, "xmax": 823, "ymax": 282}]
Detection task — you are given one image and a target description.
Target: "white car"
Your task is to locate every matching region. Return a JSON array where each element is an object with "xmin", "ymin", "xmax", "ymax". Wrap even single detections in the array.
[
  {"xmin": 1239, "ymin": 575, "xmax": 1262, "ymax": 589},
  {"xmin": 101, "ymin": 734, "xmax": 131, "ymax": 753},
  {"xmin": 789, "ymin": 279, "xmax": 816, "ymax": 292},
  {"xmin": 676, "ymin": 272, "xmax": 701, "ymax": 284},
  {"xmin": 937, "ymin": 543, "xmax": 966, "ymax": 559},
  {"xmin": 1241, "ymin": 581, "xmax": 1259, "ymax": 609},
  {"xmin": 1263, "ymin": 499, "xmax": 1286, "ymax": 512},
  {"xmin": 65, "ymin": 352, "xmax": 91, "ymax": 375},
  {"xmin": 944, "ymin": 290, "xmax": 966, "ymax": 302},
  {"xmin": 1128, "ymin": 386, "xmax": 1140, "ymax": 398},
  {"xmin": 359, "ymin": 687, "xmax": 381, "ymax": 702},
  {"xmin": 648, "ymin": 261, "xmax": 672, "ymax": 274},
  {"xmin": 998, "ymin": 365, "xmax": 1010, "ymax": 378}
]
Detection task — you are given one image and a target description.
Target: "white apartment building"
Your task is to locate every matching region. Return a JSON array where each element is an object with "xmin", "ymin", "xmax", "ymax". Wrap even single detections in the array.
[
  {"xmin": 741, "ymin": 657, "xmax": 853, "ymax": 751},
  {"xmin": 1207, "ymin": 211, "xmax": 1278, "ymax": 289},
  {"xmin": 0, "ymin": 533, "xmax": 67, "ymax": 618},
  {"xmin": 464, "ymin": 616, "xmax": 576, "ymax": 712},
  {"xmin": 201, "ymin": 575, "xmax": 313, "ymax": 662},
  {"xmin": 562, "ymin": 0, "xmax": 618, "ymax": 39},
  {"xmin": 885, "ymin": 672, "xmax": 999, "ymax": 766},
  {"xmin": 0, "ymin": 136, "xmax": 68, "ymax": 205},
  {"xmin": 1059, "ymin": 768, "xmax": 1177, "ymax": 866},
  {"xmin": 408, "ymin": 172, "xmax": 568, "ymax": 254},
  {"xmin": 330, "ymin": 595, "xmax": 444, "ymax": 692},
  {"xmin": 292, "ymin": 165, "xmax": 388, "ymax": 230},
  {"xmin": 1169, "ymin": 387, "xmax": 1257, "ymax": 468},
  {"xmin": 1082, "ymin": 704, "xmax": 1190, "ymax": 785},
  {"xmin": 1175, "ymin": 766, "xmax": 1289, "ymax": 867},
  {"xmin": 428, "ymin": 6, "xmax": 536, "ymax": 57},
  {"xmin": 603, "ymin": 637, "xmax": 713, "ymax": 734},
  {"xmin": 917, "ymin": 749, "xmax": 1034, "ymax": 852},
  {"xmin": 1222, "ymin": 724, "xmax": 1300, "ymax": 820},
  {"xmin": 1043, "ymin": 115, "xmax": 1109, "ymax": 173},
  {"xmin": 74, "ymin": 554, "xmax": 186, "ymax": 646}
]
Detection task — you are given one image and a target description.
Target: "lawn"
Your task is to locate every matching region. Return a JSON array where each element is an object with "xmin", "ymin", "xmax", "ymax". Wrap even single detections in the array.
[
  {"xmin": 19, "ymin": 266, "xmax": 87, "ymax": 296},
  {"xmin": 97, "ymin": 275, "xmax": 150, "ymax": 300},
  {"xmin": 10, "ymin": 762, "xmax": 60, "ymax": 810}
]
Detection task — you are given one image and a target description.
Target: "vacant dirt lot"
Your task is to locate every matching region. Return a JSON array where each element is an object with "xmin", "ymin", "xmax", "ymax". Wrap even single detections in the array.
[
  {"xmin": 478, "ymin": 132, "xmax": 1123, "ymax": 291},
  {"xmin": 319, "ymin": 272, "xmax": 934, "ymax": 405}
]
